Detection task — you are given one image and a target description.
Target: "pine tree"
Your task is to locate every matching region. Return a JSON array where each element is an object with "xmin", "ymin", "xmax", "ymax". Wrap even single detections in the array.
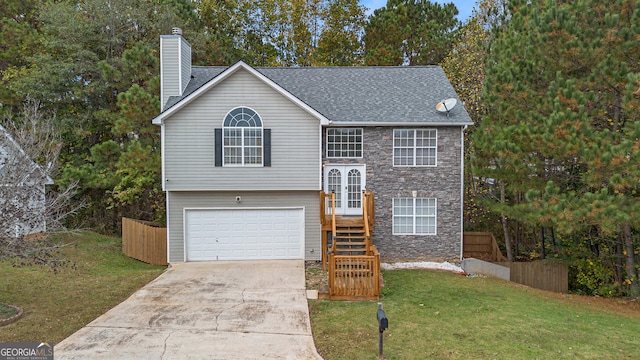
[
  {"xmin": 475, "ymin": 0, "xmax": 640, "ymax": 296},
  {"xmin": 364, "ymin": 0, "xmax": 460, "ymax": 65}
]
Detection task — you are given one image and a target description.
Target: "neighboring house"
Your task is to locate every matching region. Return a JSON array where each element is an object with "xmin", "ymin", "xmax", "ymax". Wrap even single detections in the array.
[
  {"xmin": 0, "ymin": 124, "xmax": 53, "ymax": 239},
  {"xmin": 152, "ymin": 30, "xmax": 473, "ymax": 263}
]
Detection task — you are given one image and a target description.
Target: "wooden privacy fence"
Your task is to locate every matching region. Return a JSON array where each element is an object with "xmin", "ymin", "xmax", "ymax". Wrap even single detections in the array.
[
  {"xmin": 328, "ymin": 247, "xmax": 381, "ymax": 301},
  {"xmin": 122, "ymin": 217, "xmax": 167, "ymax": 265},
  {"xmin": 464, "ymin": 232, "xmax": 567, "ymax": 293},
  {"xmin": 463, "ymin": 232, "xmax": 507, "ymax": 262},
  {"xmin": 503, "ymin": 261, "xmax": 569, "ymax": 293}
]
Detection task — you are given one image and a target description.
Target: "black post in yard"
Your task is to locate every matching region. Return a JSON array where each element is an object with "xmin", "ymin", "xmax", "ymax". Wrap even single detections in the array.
[
  {"xmin": 378, "ymin": 328, "xmax": 383, "ymax": 359},
  {"xmin": 377, "ymin": 302, "xmax": 388, "ymax": 359}
]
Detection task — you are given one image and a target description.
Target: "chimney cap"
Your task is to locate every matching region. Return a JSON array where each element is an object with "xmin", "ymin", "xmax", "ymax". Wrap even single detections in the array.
[{"xmin": 172, "ymin": 27, "xmax": 183, "ymax": 35}]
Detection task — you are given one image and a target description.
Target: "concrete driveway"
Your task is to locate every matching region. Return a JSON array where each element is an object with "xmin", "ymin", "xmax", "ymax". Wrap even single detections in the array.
[{"xmin": 55, "ymin": 260, "xmax": 323, "ymax": 359}]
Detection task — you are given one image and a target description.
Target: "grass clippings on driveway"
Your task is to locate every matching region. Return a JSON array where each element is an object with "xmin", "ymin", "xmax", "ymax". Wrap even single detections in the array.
[
  {"xmin": 0, "ymin": 231, "xmax": 166, "ymax": 343},
  {"xmin": 309, "ymin": 269, "xmax": 640, "ymax": 359}
]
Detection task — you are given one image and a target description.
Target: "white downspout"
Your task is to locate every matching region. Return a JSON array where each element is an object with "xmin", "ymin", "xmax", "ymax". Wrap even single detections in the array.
[{"xmin": 460, "ymin": 125, "xmax": 467, "ymax": 261}]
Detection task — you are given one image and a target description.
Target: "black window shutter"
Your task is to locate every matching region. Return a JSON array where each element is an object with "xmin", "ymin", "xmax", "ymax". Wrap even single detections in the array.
[
  {"xmin": 264, "ymin": 129, "xmax": 271, "ymax": 167},
  {"xmin": 214, "ymin": 128, "xmax": 222, "ymax": 166}
]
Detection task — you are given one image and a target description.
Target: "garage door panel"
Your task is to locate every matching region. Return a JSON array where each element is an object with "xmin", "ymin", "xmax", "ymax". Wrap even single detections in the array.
[{"xmin": 185, "ymin": 208, "xmax": 304, "ymax": 261}]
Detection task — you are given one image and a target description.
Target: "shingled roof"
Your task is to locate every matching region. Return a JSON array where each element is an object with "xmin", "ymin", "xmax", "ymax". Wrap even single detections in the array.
[{"xmin": 161, "ymin": 62, "xmax": 473, "ymax": 126}]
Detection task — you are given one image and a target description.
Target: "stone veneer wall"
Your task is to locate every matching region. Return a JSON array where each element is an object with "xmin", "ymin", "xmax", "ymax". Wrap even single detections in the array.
[{"xmin": 322, "ymin": 126, "xmax": 464, "ymax": 262}]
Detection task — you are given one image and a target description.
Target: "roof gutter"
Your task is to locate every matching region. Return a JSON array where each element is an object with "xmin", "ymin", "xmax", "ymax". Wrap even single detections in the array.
[{"xmin": 328, "ymin": 121, "xmax": 474, "ymax": 127}]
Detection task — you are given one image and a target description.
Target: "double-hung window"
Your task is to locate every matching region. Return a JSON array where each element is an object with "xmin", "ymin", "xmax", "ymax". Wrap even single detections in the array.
[
  {"xmin": 223, "ymin": 107, "xmax": 263, "ymax": 166},
  {"xmin": 326, "ymin": 128, "xmax": 363, "ymax": 158},
  {"xmin": 392, "ymin": 198, "xmax": 437, "ymax": 235},
  {"xmin": 393, "ymin": 129, "xmax": 437, "ymax": 166}
]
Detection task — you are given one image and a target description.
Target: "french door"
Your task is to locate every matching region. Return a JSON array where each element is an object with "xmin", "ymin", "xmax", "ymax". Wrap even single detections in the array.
[{"xmin": 323, "ymin": 165, "xmax": 366, "ymax": 215}]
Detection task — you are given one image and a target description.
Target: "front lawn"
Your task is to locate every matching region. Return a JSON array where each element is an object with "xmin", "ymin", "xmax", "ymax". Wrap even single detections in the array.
[
  {"xmin": 309, "ymin": 270, "xmax": 640, "ymax": 359},
  {"xmin": 0, "ymin": 231, "xmax": 166, "ymax": 343}
]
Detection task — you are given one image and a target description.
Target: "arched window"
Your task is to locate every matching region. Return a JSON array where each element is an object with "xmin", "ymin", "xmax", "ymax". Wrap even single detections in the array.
[{"xmin": 222, "ymin": 107, "xmax": 263, "ymax": 166}]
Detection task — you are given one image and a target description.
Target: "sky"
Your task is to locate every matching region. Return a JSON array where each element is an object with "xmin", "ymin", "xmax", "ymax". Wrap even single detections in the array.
[{"xmin": 359, "ymin": 0, "xmax": 477, "ymax": 24}]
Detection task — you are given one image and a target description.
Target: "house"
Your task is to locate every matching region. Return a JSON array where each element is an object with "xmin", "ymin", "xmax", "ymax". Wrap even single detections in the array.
[
  {"xmin": 0, "ymin": 124, "xmax": 53, "ymax": 239},
  {"xmin": 152, "ymin": 29, "xmax": 473, "ymax": 264}
]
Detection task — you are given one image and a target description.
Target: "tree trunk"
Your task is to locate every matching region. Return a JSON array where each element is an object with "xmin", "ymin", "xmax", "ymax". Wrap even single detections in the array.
[
  {"xmin": 616, "ymin": 232, "xmax": 624, "ymax": 295},
  {"xmin": 500, "ymin": 182, "xmax": 513, "ymax": 261},
  {"xmin": 623, "ymin": 224, "xmax": 639, "ymax": 298}
]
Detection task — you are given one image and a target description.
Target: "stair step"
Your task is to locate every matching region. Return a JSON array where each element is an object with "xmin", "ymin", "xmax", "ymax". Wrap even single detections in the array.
[
  {"xmin": 336, "ymin": 241, "xmax": 367, "ymax": 246},
  {"xmin": 335, "ymin": 235, "xmax": 366, "ymax": 240}
]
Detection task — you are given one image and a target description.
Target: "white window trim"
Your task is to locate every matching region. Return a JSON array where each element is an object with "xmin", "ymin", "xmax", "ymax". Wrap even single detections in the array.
[
  {"xmin": 392, "ymin": 129, "xmax": 437, "ymax": 167},
  {"xmin": 326, "ymin": 128, "xmax": 364, "ymax": 159},
  {"xmin": 392, "ymin": 197, "xmax": 437, "ymax": 235},
  {"xmin": 222, "ymin": 106, "xmax": 263, "ymax": 167},
  {"xmin": 222, "ymin": 128, "xmax": 264, "ymax": 167}
]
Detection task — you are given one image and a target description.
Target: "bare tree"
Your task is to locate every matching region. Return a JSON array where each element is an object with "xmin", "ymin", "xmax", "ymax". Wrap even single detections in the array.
[{"xmin": 0, "ymin": 100, "xmax": 81, "ymax": 267}]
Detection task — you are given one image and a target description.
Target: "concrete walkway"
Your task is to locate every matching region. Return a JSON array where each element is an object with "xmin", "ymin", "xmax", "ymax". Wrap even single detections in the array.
[{"xmin": 55, "ymin": 260, "xmax": 323, "ymax": 359}]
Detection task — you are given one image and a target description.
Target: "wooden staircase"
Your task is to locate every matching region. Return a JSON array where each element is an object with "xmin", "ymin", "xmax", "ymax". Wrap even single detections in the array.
[
  {"xmin": 333, "ymin": 217, "xmax": 367, "ymax": 256},
  {"xmin": 320, "ymin": 190, "xmax": 381, "ymax": 300}
]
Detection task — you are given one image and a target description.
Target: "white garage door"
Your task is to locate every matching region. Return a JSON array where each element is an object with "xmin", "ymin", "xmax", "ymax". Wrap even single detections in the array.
[{"xmin": 185, "ymin": 208, "xmax": 304, "ymax": 261}]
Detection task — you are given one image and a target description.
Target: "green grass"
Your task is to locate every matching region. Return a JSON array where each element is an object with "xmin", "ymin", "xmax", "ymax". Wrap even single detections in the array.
[
  {"xmin": 309, "ymin": 270, "xmax": 640, "ymax": 359},
  {"xmin": 0, "ymin": 231, "xmax": 166, "ymax": 343},
  {"xmin": 0, "ymin": 303, "xmax": 17, "ymax": 318}
]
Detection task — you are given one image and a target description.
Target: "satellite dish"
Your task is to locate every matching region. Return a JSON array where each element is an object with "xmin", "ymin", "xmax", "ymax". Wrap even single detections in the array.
[{"xmin": 436, "ymin": 98, "xmax": 457, "ymax": 115}]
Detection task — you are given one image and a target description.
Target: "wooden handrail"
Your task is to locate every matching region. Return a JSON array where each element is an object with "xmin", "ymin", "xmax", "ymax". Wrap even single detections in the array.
[
  {"xmin": 320, "ymin": 191, "xmax": 324, "ymax": 225},
  {"xmin": 330, "ymin": 192, "xmax": 336, "ymax": 254},
  {"xmin": 367, "ymin": 190, "xmax": 375, "ymax": 229},
  {"xmin": 362, "ymin": 190, "xmax": 371, "ymax": 253}
]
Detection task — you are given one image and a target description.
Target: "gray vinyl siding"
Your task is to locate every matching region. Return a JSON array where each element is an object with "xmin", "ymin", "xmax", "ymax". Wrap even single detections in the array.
[
  {"xmin": 160, "ymin": 36, "xmax": 180, "ymax": 110},
  {"xmin": 167, "ymin": 191, "xmax": 321, "ymax": 262},
  {"xmin": 163, "ymin": 69, "xmax": 320, "ymax": 191},
  {"xmin": 180, "ymin": 40, "xmax": 191, "ymax": 94}
]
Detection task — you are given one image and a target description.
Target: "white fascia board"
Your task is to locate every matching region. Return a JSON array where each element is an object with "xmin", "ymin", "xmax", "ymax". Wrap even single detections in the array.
[
  {"xmin": 151, "ymin": 61, "xmax": 331, "ymax": 126},
  {"xmin": 318, "ymin": 124, "xmax": 323, "ymax": 190},
  {"xmin": 328, "ymin": 120, "xmax": 474, "ymax": 127},
  {"xmin": 164, "ymin": 187, "xmax": 319, "ymax": 192}
]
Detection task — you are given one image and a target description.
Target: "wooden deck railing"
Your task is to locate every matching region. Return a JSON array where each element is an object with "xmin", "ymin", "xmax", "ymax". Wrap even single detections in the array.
[
  {"xmin": 328, "ymin": 246, "xmax": 381, "ymax": 300},
  {"xmin": 331, "ymin": 193, "xmax": 337, "ymax": 253},
  {"xmin": 320, "ymin": 191, "xmax": 336, "ymax": 267},
  {"xmin": 363, "ymin": 189, "xmax": 374, "ymax": 235},
  {"xmin": 321, "ymin": 189, "xmax": 380, "ymax": 300},
  {"xmin": 122, "ymin": 217, "xmax": 168, "ymax": 265},
  {"xmin": 362, "ymin": 190, "xmax": 374, "ymax": 251}
]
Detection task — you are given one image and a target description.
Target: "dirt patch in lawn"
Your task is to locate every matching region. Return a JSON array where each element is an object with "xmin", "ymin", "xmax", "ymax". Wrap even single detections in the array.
[{"xmin": 305, "ymin": 261, "xmax": 328, "ymax": 293}]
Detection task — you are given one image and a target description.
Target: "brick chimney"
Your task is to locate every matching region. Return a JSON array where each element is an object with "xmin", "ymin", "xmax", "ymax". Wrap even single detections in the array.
[{"xmin": 160, "ymin": 27, "xmax": 191, "ymax": 111}]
